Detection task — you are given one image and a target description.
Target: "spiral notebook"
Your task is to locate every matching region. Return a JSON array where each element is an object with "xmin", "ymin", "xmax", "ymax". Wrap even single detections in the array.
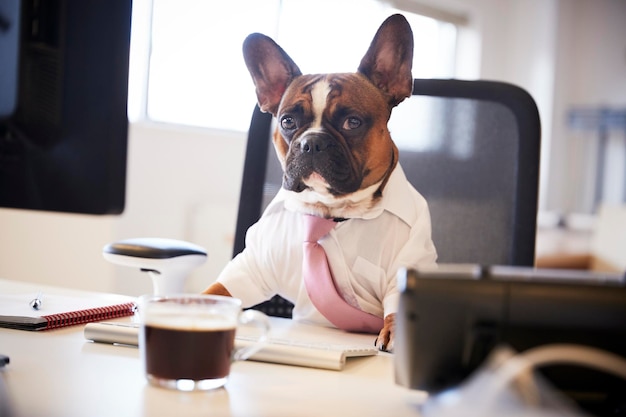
[{"xmin": 0, "ymin": 292, "xmax": 136, "ymax": 331}]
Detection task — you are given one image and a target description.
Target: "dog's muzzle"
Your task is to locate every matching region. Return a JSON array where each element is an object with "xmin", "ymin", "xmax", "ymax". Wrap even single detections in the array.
[{"xmin": 283, "ymin": 131, "xmax": 360, "ymax": 195}]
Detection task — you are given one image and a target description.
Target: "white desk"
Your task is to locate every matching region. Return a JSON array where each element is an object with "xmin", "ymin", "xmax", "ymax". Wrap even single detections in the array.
[{"xmin": 0, "ymin": 279, "xmax": 427, "ymax": 417}]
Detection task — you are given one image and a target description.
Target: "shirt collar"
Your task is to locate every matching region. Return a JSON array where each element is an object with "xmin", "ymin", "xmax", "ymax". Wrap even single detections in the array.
[
  {"xmin": 358, "ymin": 164, "xmax": 416, "ymax": 226},
  {"xmin": 267, "ymin": 164, "xmax": 417, "ymax": 226}
]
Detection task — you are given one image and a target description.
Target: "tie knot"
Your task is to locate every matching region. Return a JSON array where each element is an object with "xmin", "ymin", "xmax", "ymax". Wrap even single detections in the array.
[{"xmin": 303, "ymin": 214, "xmax": 336, "ymax": 243}]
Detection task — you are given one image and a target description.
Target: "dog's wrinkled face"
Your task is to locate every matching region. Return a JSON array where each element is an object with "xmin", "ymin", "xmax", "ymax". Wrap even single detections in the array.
[
  {"xmin": 275, "ymin": 73, "xmax": 398, "ymax": 218},
  {"xmin": 243, "ymin": 14, "xmax": 414, "ymax": 218}
]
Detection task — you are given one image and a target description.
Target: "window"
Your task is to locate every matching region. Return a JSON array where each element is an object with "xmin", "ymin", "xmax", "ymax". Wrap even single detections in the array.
[{"xmin": 129, "ymin": 0, "xmax": 458, "ymax": 133}]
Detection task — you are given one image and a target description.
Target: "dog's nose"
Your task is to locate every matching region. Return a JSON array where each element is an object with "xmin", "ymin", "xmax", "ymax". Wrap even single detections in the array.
[{"xmin": 300, "ymin": 133, "xmax": 330, "ymax": 154}]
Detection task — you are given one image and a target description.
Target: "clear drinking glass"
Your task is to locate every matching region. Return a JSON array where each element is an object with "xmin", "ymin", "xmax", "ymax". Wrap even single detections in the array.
[{"xmin": 138, "ymin": 294, "xmax": 269, "ymax": 391}]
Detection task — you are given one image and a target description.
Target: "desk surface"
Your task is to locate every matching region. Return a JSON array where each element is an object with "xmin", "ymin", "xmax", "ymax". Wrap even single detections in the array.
[{"xmin": 0, "ymin": 279, "xmax": 426, "ymax": 417}]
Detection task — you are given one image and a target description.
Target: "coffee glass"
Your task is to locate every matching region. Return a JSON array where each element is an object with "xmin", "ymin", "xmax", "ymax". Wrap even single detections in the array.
[{"xmin": 138, "ymin": 294, "xmax": 270, "ymax": 391}]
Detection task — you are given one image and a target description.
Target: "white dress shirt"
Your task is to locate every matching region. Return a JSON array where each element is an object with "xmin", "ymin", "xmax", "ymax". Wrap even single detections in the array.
[{"xmin": 217, "ymin": 164, "xmax": 437, "ymax": 329}]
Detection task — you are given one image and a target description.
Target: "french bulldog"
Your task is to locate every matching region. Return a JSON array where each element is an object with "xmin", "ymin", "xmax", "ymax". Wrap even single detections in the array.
[{"xmin": 204, "ymin": 14, "xmax": 437, "ymax": 352}]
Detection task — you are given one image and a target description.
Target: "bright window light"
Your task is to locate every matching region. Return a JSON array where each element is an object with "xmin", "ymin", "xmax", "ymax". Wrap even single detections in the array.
[{"xmin": 130, "ymin": 0, "xmax": 458, "ymax": 134}]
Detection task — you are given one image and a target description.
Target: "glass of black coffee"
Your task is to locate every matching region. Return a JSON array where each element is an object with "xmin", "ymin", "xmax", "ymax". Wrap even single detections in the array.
[{"xmin": 138, "ymin": 294, "xmax": 270, "ymax": 391}]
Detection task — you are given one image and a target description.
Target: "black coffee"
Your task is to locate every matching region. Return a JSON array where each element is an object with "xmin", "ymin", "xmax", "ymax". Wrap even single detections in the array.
[{"xmin": 144, "ymin": 324, "xmax": 236, "ymax": 380}]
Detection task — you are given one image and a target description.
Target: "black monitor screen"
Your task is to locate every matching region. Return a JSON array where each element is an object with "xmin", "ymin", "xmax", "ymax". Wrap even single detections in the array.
[{"xmin": 0, "ymin": 0, "xmax": 131, "ymax": 215}]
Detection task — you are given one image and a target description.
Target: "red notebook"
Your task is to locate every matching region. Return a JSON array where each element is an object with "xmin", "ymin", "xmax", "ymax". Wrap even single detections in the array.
[{"xmin": 0, "ymin": 292, "xmax": 136, "ymax": 331}]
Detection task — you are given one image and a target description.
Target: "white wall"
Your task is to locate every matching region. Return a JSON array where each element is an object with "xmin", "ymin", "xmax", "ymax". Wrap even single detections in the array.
[
  {"xmin": 110, "ymin": 122, "xmax": 247, "ymax": 295},
  {"xmin": 1, "ymin": 0, "xmax": 625, "ymax": 294},
  {"xmin": 0, "ymin": 209, "xmax": 118, "ymax": 291},
  {"xmin": 547, "ymin": 0, "xmax": 626, "ymax": 214}
]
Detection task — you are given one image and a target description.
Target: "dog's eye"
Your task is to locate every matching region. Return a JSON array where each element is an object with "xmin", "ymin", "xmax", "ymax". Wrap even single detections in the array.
[
  {"xmin": 281, "ymin": 116, "xmax": 297, "ymax": 130},
  {"xmin": 342, "ymin": 117, "xmax": 361, "ymax": 130}
]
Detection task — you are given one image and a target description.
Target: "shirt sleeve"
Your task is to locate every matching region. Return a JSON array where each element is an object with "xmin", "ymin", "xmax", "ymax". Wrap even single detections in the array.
[
  {"xmin": 216, "ymin": 220, "xmax": 278, "ymax": 308},
  {"xmin": 383, "ymin": 196, "xmax": 438, "ymax": 317}
]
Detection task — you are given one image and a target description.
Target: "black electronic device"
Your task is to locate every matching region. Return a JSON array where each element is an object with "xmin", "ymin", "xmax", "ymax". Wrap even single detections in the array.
[
  {"xmin": 395, "ymin": 264, "xmax": 626, "ymax": 412},
  {"xmin": 0, "ymin": 0, "xmax": 131, "ymax": 214}
]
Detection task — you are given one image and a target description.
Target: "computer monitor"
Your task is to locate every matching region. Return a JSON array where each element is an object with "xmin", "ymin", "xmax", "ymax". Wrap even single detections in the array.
[
  {"xmin": 0, "ymin": 0, "xmax": 131, "ymax": 215},
  {"xmin": 395, "ymin": 265, "xmax": 626, "ymax": 413}
]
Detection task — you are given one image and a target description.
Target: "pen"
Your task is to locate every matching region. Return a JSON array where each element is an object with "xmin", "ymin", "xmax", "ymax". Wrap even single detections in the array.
[{"xmin": 29, "ymin": 292, "xmax": 43, "ymax": 310}]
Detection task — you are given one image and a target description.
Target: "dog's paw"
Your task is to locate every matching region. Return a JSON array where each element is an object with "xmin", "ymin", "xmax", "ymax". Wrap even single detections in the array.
[
  {"xmin": 375, "ymin": 313, "xmax": 395, "ymax": 352},
  {"xmin": 202, "ymin": 282, "xmax": 232, "ymax": 297}
]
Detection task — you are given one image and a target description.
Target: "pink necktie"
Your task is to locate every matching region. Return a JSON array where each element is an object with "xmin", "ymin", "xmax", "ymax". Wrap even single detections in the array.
[{"xmin": 302, "ymin": 214, "xmax": 384, "ymax": 334}]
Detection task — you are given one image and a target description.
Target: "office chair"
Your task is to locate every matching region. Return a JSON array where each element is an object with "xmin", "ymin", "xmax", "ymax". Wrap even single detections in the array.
[{"xmin": 234, "ymin": 78, "xmax": 541, "ymax": 318}]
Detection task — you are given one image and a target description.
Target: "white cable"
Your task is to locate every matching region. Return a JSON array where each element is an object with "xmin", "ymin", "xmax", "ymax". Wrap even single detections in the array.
[{"xmin": 483, "ymin": 344, "xmax": 626, "ymax": 407}]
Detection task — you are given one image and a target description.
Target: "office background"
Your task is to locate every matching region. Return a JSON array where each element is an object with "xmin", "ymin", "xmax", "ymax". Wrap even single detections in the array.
[{"xmin": 1, "ymin": 0, "xmax": 625, "ymax": 296}]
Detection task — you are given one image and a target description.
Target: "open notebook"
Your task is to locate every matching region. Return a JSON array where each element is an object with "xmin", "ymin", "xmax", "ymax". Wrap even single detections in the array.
[
  {"xmin": 84, "ymin": 321, "xmax": 379, "ymax": 371},
  {"xmin": 0, "ymin": 292, "xmax": 136, "ymax": 331}
]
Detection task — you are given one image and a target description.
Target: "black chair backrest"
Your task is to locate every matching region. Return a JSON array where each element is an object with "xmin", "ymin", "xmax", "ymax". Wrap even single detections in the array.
[
  {"xmin": 233, "ymin": 78, "xmax": 541, "ymax": 316},
  {"xmin": 397, "ymin": 79, "xmax": 540, "ymax": 265}
]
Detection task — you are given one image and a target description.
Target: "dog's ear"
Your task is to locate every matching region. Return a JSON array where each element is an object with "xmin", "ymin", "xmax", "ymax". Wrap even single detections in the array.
[
  {"xmin": 243, "ymin": 34, "xmax": 302, "ymax": 115},
  {"xmin": 358, "ymin": 14, "xmax": 414, "ymax": 108}
]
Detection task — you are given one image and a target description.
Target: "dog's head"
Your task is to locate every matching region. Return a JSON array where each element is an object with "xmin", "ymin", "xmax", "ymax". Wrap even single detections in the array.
[{"xmin": 243, "ymin": 14, "xmax": 413, "ymax": 219}]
